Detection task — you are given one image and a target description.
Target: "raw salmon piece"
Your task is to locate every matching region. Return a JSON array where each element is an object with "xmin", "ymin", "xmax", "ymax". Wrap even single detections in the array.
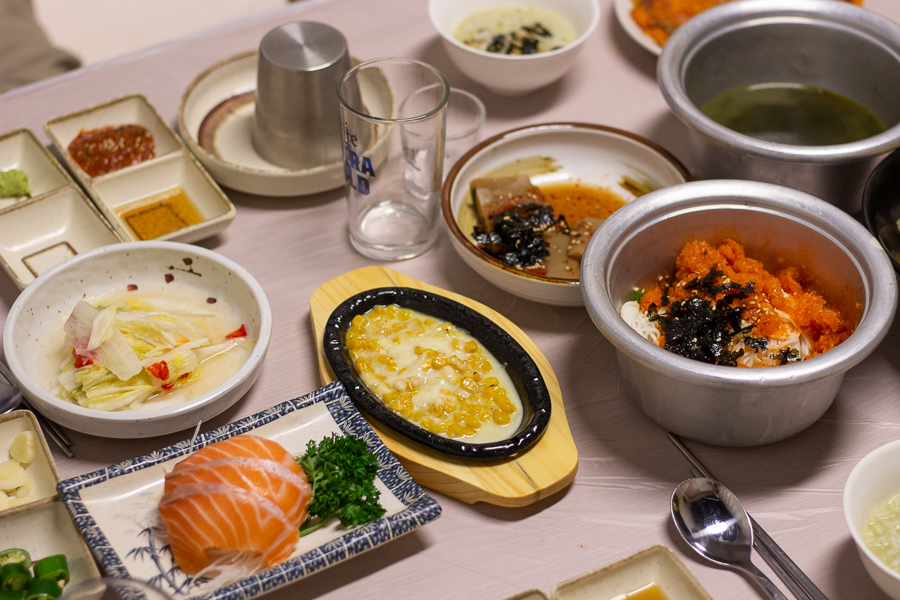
[
  {"xmin": 171, "ymin": 434, "xmax": 302, "ymax": 476},
  {"xmin": 158, "ymin": 482, "xmax": 298, "ymax": 575},
  {"xmin": 164, "ymin": 457, "xmax": 311, "ymax": 526}
]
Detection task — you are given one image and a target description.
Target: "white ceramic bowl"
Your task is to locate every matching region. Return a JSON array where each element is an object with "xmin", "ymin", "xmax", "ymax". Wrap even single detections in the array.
[
  {"xmin": 844, "ymin": 440, "xmax": 900, "ymax": 599},
  {"xmin": 441, "ymin": 122, "xmax": 690, "ymax": 306},
  {"xmin": 2, "ymin": 242, "xmax": 272, "ymax": 438},
  {"xmin": 428, "ymin": 0, "xmax": 600, "ymax": 96}
]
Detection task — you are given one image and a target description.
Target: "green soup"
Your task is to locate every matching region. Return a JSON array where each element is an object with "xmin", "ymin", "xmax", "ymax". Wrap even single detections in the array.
[{"xmin": 701, "ymin": 82, "xmax": 886, "ymax": 146}]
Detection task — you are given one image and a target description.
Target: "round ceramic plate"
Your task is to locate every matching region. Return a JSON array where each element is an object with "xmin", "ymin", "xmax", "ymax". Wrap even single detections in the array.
[
  {"xmin": 614, "ymin": 0, "xmax": 662, "ymax": 56},
  {"xmin": 441, "ymin": 122, "xmax": 691, "ymax": 306},
  {"xmin": 178, "ymin": 51, "xmax": 391, "ymax": 197},
  {"xmin": 323, "ymin": 287, "xmax": 552, "ymax": 459}
]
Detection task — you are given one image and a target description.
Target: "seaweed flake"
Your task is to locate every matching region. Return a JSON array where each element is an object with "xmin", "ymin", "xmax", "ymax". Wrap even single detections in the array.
[
  {"xmin": 685, "ymin": 265, "xmax": 755, "ymax": 296},
  {"xmin": 743, "ymin": 337, "xmax": 768, "ymax": 353},
  {"xmin": 771, "ymin": 347, "xmax": 802, "ymax": 365}
]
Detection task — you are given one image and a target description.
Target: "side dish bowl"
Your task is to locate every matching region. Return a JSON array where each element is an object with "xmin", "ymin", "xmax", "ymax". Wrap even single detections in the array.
[
  {"xmin": 322, "ymin": 287, "xmax": 552, "ymax": 459},
  {"xmin": 428, "ymin": 0, "xmax": 600, "ymax": 96},
  {"xmin": 3, "ymin": 242, "xmax": 272, "ymax": 438},
  {"xmin": 580, "ymin": 180, "xmax": 897, "ymax": 447},
  {"xmin": 441, "ymin": 122, "xmax": 690, "ymax": 306},
  {"xmin": 657, "ymin": 0, "xmax": 900, "ymax": 213},
  {"xmin": 844, "ymin": 439, "xmax": 900, "ymax": 600}
]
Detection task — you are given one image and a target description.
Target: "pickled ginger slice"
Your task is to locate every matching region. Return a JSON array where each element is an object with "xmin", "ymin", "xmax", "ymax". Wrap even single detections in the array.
[
  {"xmin": 171, "ymin": 434, "xmax": 303, "ymax": 477},
  {"xmin": 164, "ymin": 457, "xmax": 311, "ymax": 526},
  {"xmin": 158, "ymin": 482, "xmax": 298, "ymax": 575}
]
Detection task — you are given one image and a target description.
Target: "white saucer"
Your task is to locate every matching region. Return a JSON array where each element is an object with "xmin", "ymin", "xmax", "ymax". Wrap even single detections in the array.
[
  {"xmin": 614, "ymin": 0, "xmax": 662, "ymax": 56},
  {"xmin": 178, "ymin": 51, "xmax": 390, "ymax": 197}
]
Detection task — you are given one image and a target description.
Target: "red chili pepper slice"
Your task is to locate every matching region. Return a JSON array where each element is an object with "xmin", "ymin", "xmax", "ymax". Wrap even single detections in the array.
[
  {"xmin": 146, "ymin": 361, "xmax": 169, "ymax": 380},
  {"xmin": 225, "ymin": 325, "xmax": 247, "ymax": 339},
  {"xmin": 72, "ymin": 349, "xmax": 93, "ymax": 368}
]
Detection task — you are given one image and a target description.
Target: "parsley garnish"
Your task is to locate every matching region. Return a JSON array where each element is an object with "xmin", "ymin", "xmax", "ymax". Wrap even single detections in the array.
[{"xmin": 297, "ymin": 434, "xmax": 386, "ymax": 536}]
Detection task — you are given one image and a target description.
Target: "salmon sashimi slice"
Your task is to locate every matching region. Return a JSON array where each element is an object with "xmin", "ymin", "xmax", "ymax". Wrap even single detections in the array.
[
  {"xmin": 164, "ymin": 457, "xmax": 311, "ymax": 527},
  {"xmin": 158, "ymin": 482, "xmax": 299, "ymax": 575},
  {"xmin": 171, "ymin": 434, "xmax": 302, "ymax": 476}
]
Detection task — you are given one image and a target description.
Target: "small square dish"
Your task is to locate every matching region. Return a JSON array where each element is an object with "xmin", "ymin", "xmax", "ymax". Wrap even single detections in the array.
[
  {"xmin": 0, "ymin": 410, "xmax": 60, "ymax": 513},
  {"xmin": 0, "ymin": 128, "xmax": 70, "ymax": 210},
  {"xmin": 91, "ymin": 152, "xmax": 235, "ymax": 243},
  {"xmin": 58, "ymin": 381, "xmax": 442, "ymax": 600},
  {"xmin": 552, "ymin": 545, "xmax": 713, "ymax": 600},
  {"xmin": 45, "ymin": 93, "xmax": 182, "ymax": 182},
  {"xmin": 0, "ymin": 497, "xmax": 101, "ymax": 586},
  {"xmin": 0, "ymin": 186, "xmax": 123, "ymax": 288}
]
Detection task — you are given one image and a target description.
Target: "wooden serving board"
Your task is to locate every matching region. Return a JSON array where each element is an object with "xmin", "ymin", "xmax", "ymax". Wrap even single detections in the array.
[{"xmin": 310, "ymin": 266, "xmax": 578, "ymax": 507}]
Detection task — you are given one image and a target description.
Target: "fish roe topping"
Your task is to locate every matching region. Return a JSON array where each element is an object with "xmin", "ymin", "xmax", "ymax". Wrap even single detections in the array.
[
  {"xmin": 345, "ymin": 304, "xmax": 522, "ymax": 441},
  {"xmin": 67, "ymin": 124, "xmax": 155, "ymax": 177},
  {"xmin": 638, "ymin": 239, "xmax": 854, "ymax": 362}
]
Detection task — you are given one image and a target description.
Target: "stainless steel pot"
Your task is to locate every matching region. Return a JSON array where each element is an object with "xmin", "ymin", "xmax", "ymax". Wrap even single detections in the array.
[
  {"xmin": 657, "ymin": 0, "xmax": 900, "ymax": 214},
  {"xmin": 580, "ymin": 180, "xmax": 897, "ymax": 447}
]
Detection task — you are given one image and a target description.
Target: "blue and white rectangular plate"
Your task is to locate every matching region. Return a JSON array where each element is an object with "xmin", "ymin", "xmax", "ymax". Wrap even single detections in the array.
[{"xmin": 57, "ymin": 381, "xmax": 442, "ymax": 600}]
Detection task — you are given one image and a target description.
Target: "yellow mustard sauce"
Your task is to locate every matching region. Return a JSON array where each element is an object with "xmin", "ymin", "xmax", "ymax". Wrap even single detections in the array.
[
  {"xmin": 118, "ymin": 186, "xmax": 204, "ymax": 240},
  {"xmin": 346, "ymin": 304, "xmax": 523, "ymax": 442},
  {"xmin": 612, "ymin": 583, "xmax": 669, "ymax": 600}
]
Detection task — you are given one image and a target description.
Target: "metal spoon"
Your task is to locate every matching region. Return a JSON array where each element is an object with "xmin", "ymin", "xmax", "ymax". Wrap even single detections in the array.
[{"xmin": 671, "ymin": 477, "xmax": 787, "ymax": 600}]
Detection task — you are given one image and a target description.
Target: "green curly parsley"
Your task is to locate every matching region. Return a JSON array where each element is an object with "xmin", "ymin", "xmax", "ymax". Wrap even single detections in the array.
[{"xmin": 296, "ymin": 434, "xmax": 386, "ymax": 537}]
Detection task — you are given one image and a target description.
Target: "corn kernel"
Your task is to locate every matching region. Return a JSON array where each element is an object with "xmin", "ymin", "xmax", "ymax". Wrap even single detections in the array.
[
  {"xmin": 484, "ymin": 377, "xmax": 499, "ymax": 386},
  {"xmin": 493, "ymin": 410, "xmax": 511, "ymax": 425}
]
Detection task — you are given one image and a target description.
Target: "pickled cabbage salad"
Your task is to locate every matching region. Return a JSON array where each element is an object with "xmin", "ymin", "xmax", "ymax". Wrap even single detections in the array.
[{"xmin": 57, "ymin": 299, "xmax": 253, "ymax": 411}]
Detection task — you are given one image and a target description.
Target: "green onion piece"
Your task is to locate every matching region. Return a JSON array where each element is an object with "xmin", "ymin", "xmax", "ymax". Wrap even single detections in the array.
[
  {"xmin": 0, "ymin": 551, "xmax": 30, "ymax": 568},
  {"xmin": 31, "ymin": 557, "xmax": 68, "ymax": 587},
  {"xmin": 23, "ymin": 579, "xmax": 61, "ymax": 600},
  {"xmin": 0, "ymin": 564, "xmax": 32, "ymax": 591},
  {"xmin": 0, "ymin": 589, "xmax": 26, "ymax": 600}
]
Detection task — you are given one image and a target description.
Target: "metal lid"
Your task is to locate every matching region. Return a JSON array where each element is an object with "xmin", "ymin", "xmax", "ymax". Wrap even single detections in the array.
[{"xmin": 259, "ymin": 21, "xmax": 348, "ymax": 72}]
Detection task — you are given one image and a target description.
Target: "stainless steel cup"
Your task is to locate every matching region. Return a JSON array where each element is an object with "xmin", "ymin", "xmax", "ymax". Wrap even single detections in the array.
[{"xmin": 252, "ymin": 21, "xmax": 354, "ymax": 170}]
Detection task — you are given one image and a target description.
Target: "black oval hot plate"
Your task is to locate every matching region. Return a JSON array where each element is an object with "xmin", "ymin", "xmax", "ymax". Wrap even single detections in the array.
[{"xmin": 323, "ymin": 287, "xmax": 552, "ymax": 459}]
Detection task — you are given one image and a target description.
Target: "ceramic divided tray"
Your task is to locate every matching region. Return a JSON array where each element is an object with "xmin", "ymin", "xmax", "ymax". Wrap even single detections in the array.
[
  {"xmin": 310, "ymin": 266, "xmax": 579, "ymax": 507},
  {"xmin": 45, "ymin": 93, "xmax": 235, "ymax": 244},
  {"xmin": 57, "ymin": 381, "xmax": 441, "ymax": 600},
  {"xmin": 0, "ymin": 128, "xmax": 123, "ymax": 288},
  {"xmin": 501, "ymin": 545, "xmax": 713, "ymax": 600},
  {"xmin": 0, "ymin": 410, "xmax": 101, "ymax": 587}
]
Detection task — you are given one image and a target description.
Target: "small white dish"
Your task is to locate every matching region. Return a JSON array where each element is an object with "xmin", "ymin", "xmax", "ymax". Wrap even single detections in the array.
[
  {"xmin": 0, "ymin": 498, "xmax": 101, "ymax": 586},
  {"xmin": 613, "ymin": 0, "xmax": 662, "ymax": 56},
  {"xmin": 0, "ymin": 186, "xmax": 124, "ymax": 289},
  {"xmin": 0, "ymin": 410, "xmax": 60, "ymax": 514},
  {"xmin": 844, "ymin": 439, "xmax": 900, "ymax": 599},
  {"xmin": 441, "ymin": 122, "xmax": 690, "ymax": 306},
  {"xmin": 428, "ymin": 0, "xmax": 601, "ymax": 96},
  {"xmin": 0, "ymin": 128, "xmax": 70, "ymax": 208},
  {"xmin": 45, "ymin": 93, "xmax": 182, "ymax": 182},
  {"xmin": 552, "ymin": 545, "xmax": 713, "ymax": 599},
  {"xmin": 3, "ymin": 241, "xmax": 272, "ymax": 438},
  {"xmin": 45, "ymin": 93, "xmax": 235, "ymax": 243},
  {"xmin": 57, "ymin": 382, "xmax": 441, "ymax": 600},
  {"xmin": 178, "ymin": 51, "xmax": 391, "ymax": 197},
  {"xmin": 91, "ymin": 152, "xmax": 235, "ymax": 243}
]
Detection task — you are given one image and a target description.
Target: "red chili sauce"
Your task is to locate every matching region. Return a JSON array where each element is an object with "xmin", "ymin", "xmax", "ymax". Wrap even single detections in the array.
[{"xmin": 67, "ymin": 124, "xmax": 155, "ymax": 177}]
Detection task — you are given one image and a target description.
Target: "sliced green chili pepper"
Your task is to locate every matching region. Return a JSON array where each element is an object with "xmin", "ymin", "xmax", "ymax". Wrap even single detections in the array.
[
  {"xmin": 0, "ymin": 589, "xmax": 26, "ymax": 600},
  {"xmin": 23, "ymin": 579, "xmax": 60, "ymax": 600},
  {"xmin": 0, "ymin": 564, "xmax": 31, "ymax": 591},
  {"xmin": 0, "ymin": 551, "xmax": 30, "ymax": 568},
  {"xmin": 30, "ymin": 557, "xmax": 67, "ymax": 587}
]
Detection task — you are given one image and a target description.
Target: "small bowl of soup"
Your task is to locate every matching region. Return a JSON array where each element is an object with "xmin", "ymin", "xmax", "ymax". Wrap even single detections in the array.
[
  {"xmin": 3, "ymin": 241, "xmax": 272, "ymax": 438},
  {"xmin": 428, "ymin": 0, "xmax": 600, "ymax": 96},
  {"xmin": 657, "ymin": 0, "xmax": 900, "ymax": 213}
]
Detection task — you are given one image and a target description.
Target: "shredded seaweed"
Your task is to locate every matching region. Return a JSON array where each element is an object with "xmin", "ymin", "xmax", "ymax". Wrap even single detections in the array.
[
  {"xmin": 648, "ymin": 295, "xmax": 756, "ymax": 366},
  {"xmin": 685, "ymin": 265, "xmax": 755, "ymax": 296},
  {"xmin": 743, "ymin": 336, "xmax": 768, "ymax": 353},
  {"xmin": 472, "ymin": 203, "xmax": 564, "ymax": 269}
]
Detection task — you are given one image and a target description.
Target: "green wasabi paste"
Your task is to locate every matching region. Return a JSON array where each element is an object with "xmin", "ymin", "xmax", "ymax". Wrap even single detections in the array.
[{"xmin": 0, "ymin": 169, "xmax": 31, "ymax": 199}]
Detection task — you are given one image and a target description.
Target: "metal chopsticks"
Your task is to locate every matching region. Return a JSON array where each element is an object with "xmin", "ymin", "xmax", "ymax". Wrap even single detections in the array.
[{"xmin": 668, "ymin": 432, "xmax": 829, "ymax": 600}]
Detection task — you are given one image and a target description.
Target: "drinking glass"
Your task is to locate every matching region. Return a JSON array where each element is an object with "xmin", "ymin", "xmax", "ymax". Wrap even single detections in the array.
[{"xmin": 338, "ymin": 58, "xmax": 449, "ymax": 260}]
